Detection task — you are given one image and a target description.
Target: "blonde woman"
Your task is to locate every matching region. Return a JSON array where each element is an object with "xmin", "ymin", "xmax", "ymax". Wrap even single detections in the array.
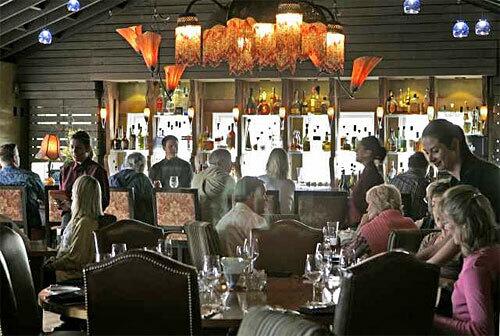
[
  {"xmin": 259, "ymin": 148, "xmax": 295, "ymax": 214},
  {"xmin": 346, "ymin": 184, "xmax": 416, "ymax": 259},
  {"xmin": 434, "ymin": 185, "xmax": 499, "ymax": 336},
  {"xmin": 45, "ymin": 175, "xmax": 103, "ymax": 282}
]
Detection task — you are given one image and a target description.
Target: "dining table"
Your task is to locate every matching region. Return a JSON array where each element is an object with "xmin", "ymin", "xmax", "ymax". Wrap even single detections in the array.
[{"xmin": 38, "ymin": 276, "xmax": 335, "ymax": 330}]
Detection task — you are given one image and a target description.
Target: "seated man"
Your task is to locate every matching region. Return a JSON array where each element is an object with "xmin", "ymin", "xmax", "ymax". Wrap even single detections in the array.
[
  {"xmin": 216, "ymin": 176, "xmax": 268, "ymax": 256},
  {"xmin": 0, "ymin": 143, "xmax": 44, "ymax": 239},
  {"xmin": 391, "ymin": 152, "xmax": 429, "ymax": 220},
  {"xmin": 109, "ymin": 152, "xmax": 154, "ymax": 225}
]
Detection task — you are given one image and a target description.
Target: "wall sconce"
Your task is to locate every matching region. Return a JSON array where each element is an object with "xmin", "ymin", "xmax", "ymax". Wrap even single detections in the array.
[
  {"xmin": 279, "ymin": 106, "xmax": 287, "ymax": 131},
  {"xmin": 99, "ymin": 105, "xmax": 107, "ymax": 129},
  {"xmin": 232, "ymin": 106, "xmax": 240, "ymax": 122},
  {"xmin": 188, "ymin": 106, "xmax": 195, "ymax": 123},
  {"xmin": 36, "ymin": 134, "xmax": 60, "ymax": 185},
  {"xmin": 327, "ymin": 106, "xmax": 335, "ymax": 123},
  {"xmin": 427, "ymin": 105, "xmax": 435, "ymax": 121},
  {"xmin": 143, "ymin": 107, "xmax": 151, "ymax": 123},
  {"xmin": 480, "ymin": 105, "xmax": 488, "ymax": 133},
  {"xmin": 376, "ymin": 105, "xmax": 384, "ymax": 131}
]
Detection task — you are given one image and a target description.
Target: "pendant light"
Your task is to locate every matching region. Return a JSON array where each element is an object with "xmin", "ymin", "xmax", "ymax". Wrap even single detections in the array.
[
  {"xmin": 38, "ymin": 29, "xmax": 52, "ymax": 44},
  {"xmin": 475, "ymin": 18, "xmax": 491, "ymax": 36},
  {"xmin": 403, "ymin": 0, "xmax": 421, "ymax": 14},
  {"xmin": 67, "ymin": 0, "xmax": 80, "ymax": 12},
  {"xmin": 452, "ymin": 20, "xmax": 469, "ymax": 38}
]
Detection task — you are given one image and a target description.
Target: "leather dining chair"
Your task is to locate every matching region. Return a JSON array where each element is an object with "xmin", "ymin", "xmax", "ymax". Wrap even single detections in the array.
[
  {"xmin": 0, "ymin": 186, "xmax": 28, "ymax": 236},
  {"xmin": 333, "ymin": 250, "xmax": 439, "ymax": 335},
  {"xmin": 387, "ymin": 228, "xmax": 440, "ymax": 253},
  {"xmin": 294, "ymin": 190, "xmax": 348, "ymax": 229},
  {"xmin": 252, "ymin": 219, "xmax": 322, "ymax": 277},
  {"xmin": 84, "ymin": 249, "xmax": 201, "ymax": 335},
  {"xmin": 237, "ymin": 306, "xmax": 330, "ymax": 336},
  {"xmin": 92, "ymin": 219, "xmax": 163, "ymax": 255},
  {"xmin": 0, "ymin": 225, "xmax": 42, "ymax": 335},
  {"xmin": 105, "ymin": 188, "xmax": 135, "ymax": 221},
  {"xmin": 184, "ymin": 221, "xmax": 223, "ymax": 270}
]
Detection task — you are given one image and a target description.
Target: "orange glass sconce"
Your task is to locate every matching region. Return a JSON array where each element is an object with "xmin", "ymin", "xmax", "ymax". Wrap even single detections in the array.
[
  {"xmin": 479, "ymin": 105, "xmax": 488, "ymax": 122},
  {"xmin": 36, "ymin": 134, "xmax": 61, "ymax": 185},
  {"xmin": 350, "ymin": 56, "xmax": 383, "ymax": 93},
  {"xmin": 188, "ymin": 106, "xmax": 195, "ymax": 123},
  {"xmin": 164, "ymin": 64, "xmax": 186, "ymax": 100},
  {"xmin": 327, "ymin": 106, "xmax": 335, "ymax": 122},
  {"xmin": 116, "ymin": 25, "xmax": 143, "ymax": 53},
  {"xmin": 99, "ymin": 105, "xmax": 107, "ymax": 129},
  {"xmin": 143, "ymin": 107, "xmax": 151, "ymax": 123},
  {"xmin": 232, "ymin": 106, "xmax": 240, "ymax": 122},
  {"xmin": 137, "ymin": 31, "xmax": 162, "ymax": 72},
  {"xmin": 175, "ymin": 13, "xmax": 202, "ymax": 66}
]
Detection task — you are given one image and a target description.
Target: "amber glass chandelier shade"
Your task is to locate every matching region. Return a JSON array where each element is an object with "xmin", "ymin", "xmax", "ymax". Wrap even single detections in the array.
[
  {"xmin": 275, "ymin": 3, "xmax": 303, "ymax": 72},
  {"xmin": 226, "ymin": 18, "xmax": 256, "ymax": 75},
  {"xmin": 136, "ymin": 32, "xmax": 162, "ymax": 71},
  {"xmin": 175, "ymin": 14, "xmax": 202, "ymax": 66},
  {"xmin": 203, "ymin": 25, "xmax": 228, "ymax": 66},
  {"xmin": 301, "ymin": 22, "xmax": 326, "ymax": 62},
  {"xmin": 36, "ymin": 134, "xmax": 60, "ymax": 160},
  {"xmin": 116, "ymin": 25, "xmax": 143, "ymax": 53},
  {"xmin": 164, "ymin": 64, "xmax": 186, "ymax": 91},
  {"xmin": 323, "ymin": 23, "xmax": 345, "ymax": 73},
  {"xmin": 254, "ymin": 22, "xmax": 276, "ymax": 68},
  {"xmin": 350, "ymin": 56, "xmax": 383, "ymax": 92}
]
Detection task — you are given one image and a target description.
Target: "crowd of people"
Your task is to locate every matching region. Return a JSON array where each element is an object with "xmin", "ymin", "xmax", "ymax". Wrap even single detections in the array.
[{"xmin": 0, "ymin": 119, "xmax": 499, "ymax": 335}]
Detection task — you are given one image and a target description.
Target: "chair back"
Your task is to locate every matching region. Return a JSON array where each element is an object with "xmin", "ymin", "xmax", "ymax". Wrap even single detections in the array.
[
  {"xmin": 401, "ymin": 193, "xmax": 412, "ymax": 217},
  {"xmin": 45, "ymin": 186, "xmax": 62, "ymax": 225},
  {"xmin": 106, "ymin": 188, "xmax": 134, "ymax": 221},
  {"xmin": 388, "ymin": 229, "xmax": 440, "ymax": 253},
  {"xmin": 263, "ymin": 213, "xmax": 300, "ymax": 226},
  {"xmin": 184, "ymin": 221, "xmax": 223, "ymax": 270},
  {"xmin": 154, "ymin": 189, "xmax": 200, "ymax": 230},
  {"xmin": 294, "ymin": 191, "xmax": 348, "ymax": 228},
  {"xmin": 0, "ymin": 225, "xmax": 41, "ymax": 335},
  {"xmin": 334, "ymin": 251, "xmax": 439, "ymax": 335},
  {"xmin": 93, "ymin": 219, "xmax": 163, "ymax": 255},
  {"xmin": 0, "ymin": 186, "xmax": 28, "ymax": 235},
  {"xmin": 264, "ymin": 190, "xmax": 280, "ymax": 214},
  {"xmin": 237, "ymin": 306, "xmax": 329, "ymax": 336},
  {"xmin": 253, "ymin": 219, "xmax": 322, "ymax": 277},
  {"xmin": 84, "ymin": 250, "xmax": 201, "ymax": 335}
]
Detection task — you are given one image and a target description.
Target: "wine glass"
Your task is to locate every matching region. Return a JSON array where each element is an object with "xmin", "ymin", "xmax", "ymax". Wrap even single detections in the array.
[
  {"xmin": 202, "ymin": 255, "xmax": 222, "ymax": 306},
  {"xmin": 243, "ymin": 237, "xmax": 259, "ymax": 272},
  {"xmin": 304, "ymin": 254, "xmax": 322, "ymax": 303},
  {"xmin": 111, "ymin": 243, "xmax": 127, "ymax": 257},
  {"xmin": 157, "ymin": 238, "xmax": 173, "ymax": 257},
  {"xmin": 169, "ymin": 176, "xmax": 179, "ymax": 189}
]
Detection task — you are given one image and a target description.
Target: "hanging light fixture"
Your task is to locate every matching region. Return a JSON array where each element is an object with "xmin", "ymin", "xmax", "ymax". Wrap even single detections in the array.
[
  {"xmin": 475, "ymin": 18, "xmax": 491, "ymax": 36},
  {"xmin": 452, "ymin": 20, "xmax": 469, "ymax": 38},
  {"xmin": 136, "ymin": 31, "xmax": 162, "ymax": 72},
  {"xmin": 350, "ymin": 56, "xmax": 383, "ymax": 93},
  {"xmin": 327, "ymin": 106, "xmax": 335, "ymax": 122},
  {"xmin": 175, "ymin": 13, "xmax": 202, "ymax": 66},
  {"xmin": 67, "ymin": 0, "xmax": 80, "ymax": 12},
  {"xmin": 38, "ymin": 29, "xmax": 52, "ymax": 44},
  {"xmin": 143, "ymin": 107, "xmax": 151, "ymax": 123},
  {"xmin": 254, "ymin": 22, "xmax": 276, "ymax": 68},
  {"xmin": 403, "ymin": 0, "xmax": 421, "ymax": 14},
  {"xmin": 275, "ymin": 2, "xmax": 303, "ymax": 72},
  {"xmin": 36, "ymin": 134, "xmax": 61, "ymax": 185},
  {"xmin": 323, "ymin": 22, "xmax": 345, "ymax": 73},
  {"xmin": 188, "ymin": 106, "xmax": 195, "ymax": 123},
  {"xmin": 203, "ymin": 25, "xmax": 228, "ymax": 67},
  {"xmin": 116, "ymin": 25, "xmax": 143, "ymax": 53}
]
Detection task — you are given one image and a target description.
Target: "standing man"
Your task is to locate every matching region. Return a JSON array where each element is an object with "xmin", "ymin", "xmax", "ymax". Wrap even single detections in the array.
[{"xmin": 149, "ymin": 135, "xmax": 192, "ymax": 189}]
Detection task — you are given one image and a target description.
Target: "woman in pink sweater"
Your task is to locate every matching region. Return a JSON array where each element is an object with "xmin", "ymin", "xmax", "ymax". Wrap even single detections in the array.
[{"xmin": 434, "ymin": 185, "xmax": 499, "ymax": 336}]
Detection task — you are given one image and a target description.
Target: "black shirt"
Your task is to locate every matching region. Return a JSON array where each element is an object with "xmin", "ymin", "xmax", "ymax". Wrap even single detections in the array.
[{"xmin": 149, "ymin": 157, "xmax": 193, "ymax": 190}]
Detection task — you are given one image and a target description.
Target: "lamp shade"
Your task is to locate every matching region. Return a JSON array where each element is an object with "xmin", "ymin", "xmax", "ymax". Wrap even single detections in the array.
[
  {"xmin": 36, "ymin": 134, "xmax": 60, "ymax": 160},
  {"xmin": 479, "ymin": 105, "xmax": 488, "ymax": 121},
  {"xmin": 327, "ymin": 106, "xmax": 335, "ymax": 122},
  {"xmin": 175, "ymin": 13, "xmax": 202, "ymax": 66},
  {"xmin": 403, "ymin": 0, "xmax": 420, "ymax": 14},
  {"xmin": 232, "ymin": 106, "xmax": 240, "ymax": 122},
  {"xmin": 350, "ymin": 56, "xmax": 383, "ymax": 92},
  {"xmin": 275, "ymin": 2, "xmax": 303, "ymax": 72},
  {"xmin": 376, "ymin": 106, "xmax": 384, "ymax": 119},
  {"xmin": 116, "ymin": 25, "xmax": 143, "ymax": 53},
  {"xmin": 136, "ymin": 31, "xmax": 162, "ymax": 71},
  {"xmin": 279, "ymin": 106, "xmax": 287, "ymax": 119},
  {"xmin": 164, "ymin": 64, "xmax": 186, "ymax": 92},
  {"xmin": 475, "ymin": 19, "xmax": 491, "ymax": 36},
  {"xmin": 427, "ymin": 105, "xmax": 435, "ymax": 121},
  {"xmin": 203, "ymin": 25, "xmax": 228, "ymax": 67},
  {"xmin": 188, "ymin": 106, "xmax": 195, "ymax": 120},
  {"xmin": 323, "ymin": 23, "xmax": 345, "ymax": 73},
  {"xmin": 254, "ymin": 22, "xmax": 276, "ymax": 68},
  {"xmin": 38, "ymin": 29, "xmax": 52, "ymax": 44},
  {"xmin": 452, "ymin": 20, "xmax": 469, "ymax": 38},
  {"xmin": 143, "ymin": 107, "xmax": 151, "ymax": 122}
]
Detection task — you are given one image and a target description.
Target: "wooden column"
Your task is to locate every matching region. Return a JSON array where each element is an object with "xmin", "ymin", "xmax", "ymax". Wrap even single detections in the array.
[
  {"xmin": 378, "ymin": 77, "xmax": 388, "ymax": 142},
  {"xmin": 281, "ymin": 78, "xmax": 293, "ymax": 150},
  {"xmin": 145, "ymin": 80, "xmax": 160, "ymax": 169},
  {"xmin": 189, "ymin": 79, "xmax": 203, "ymax": 168},
  {"xmin": 429, "ymin": 76, "xmax": 437, "ymax": 109},
  {"xmin": 329, "ymin": 77, "xmax": 340, "ymax": 186},
  {"xmin": 95, "ymin": 81, "xmax": 106, "ymax": 167},
  {"xmin": 234, "ymin": 79, "xmax": 248, "ymax": 179}
]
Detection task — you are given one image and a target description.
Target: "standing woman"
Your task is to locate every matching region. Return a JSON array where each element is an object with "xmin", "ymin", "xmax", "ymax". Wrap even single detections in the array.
[
  {"xmin": 347, "ymin": 136, "xmax": 386, "ymax": 226},
  {"xmin": 59, "ymin": 131, "xmax": 109, "ymax": 228}
]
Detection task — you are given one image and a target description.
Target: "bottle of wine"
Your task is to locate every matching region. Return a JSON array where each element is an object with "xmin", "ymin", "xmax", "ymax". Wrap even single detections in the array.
[
  {"xmin": 113, "ymin": 127, "xmax": 122, "ymax": 150},
  {"xmin": 322, "ymin": 132, "xmax": 331, "ymax": 152},
  {"xmin": 226, "ymin": 124, "xmax": 235, "ymax": 149},
  {"xmin": 399, "ymin": 126, "xmax": 407, "ymax": 152},
  {"xmin": 387, "ymin": 128, "xmax": 397, "ymax": 152},
  {"xmin": 137, "ymin": 126, "xmax": 145, "ymax": 150},
  {"xmin": 291, "ymin": 90, "xmax": 300, "ymax": 115},
  {"xmin": 121, "ymin": 126, "xmax": 129, "ymax": 150},
  {"xmin": 257, "ymin": 88, "xmax": 271, "ymax": 115},
  {"xmin": 302, "ymin": 126, "xmax": 310, "ymax": 152},
  {"xmin": 128, "ymin": 125, "xmax": 136, "ymax": 150},
  {"xmin": 320, "ymin": 96, "xmax": 328, "ymax": 114},
  {"xmin": 245, "ymin": 88, "xmax": 257, "ymax": 115},
  {"xmin": 245, "ymin": 120, "xmax": 252, "ymax": 151},
  {"xmin": 414, "ymin": 131, "xmax": 423, "ymax": 152},
  {"xmin": 301, "ymin": 90, "xmax": 308, "ymax": 115}
]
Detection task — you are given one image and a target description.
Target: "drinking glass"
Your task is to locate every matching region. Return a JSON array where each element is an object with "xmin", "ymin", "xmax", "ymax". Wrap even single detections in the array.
[
  {"xmin": 304, "ymin": 254, "xmax": 322, "ymax": 302},
  {"xmin": 243, "ymin": 237, "xmax": 259, "ymax": 272},
  {"xmin": 236, "ymin": 245, "xmax": 251, "ymax": 273},
  {"xmin": 202, "ymin": 255, "xmax": 222, "ymax": 291},
  {"xmin": 324, "ymin": 266, "xmax": 342, "ymax": 304},
  {"xmin": 169, "ymin": 176, "xmax": 179, "ymax": 189},
  {"xmin": 157, "ymin": 238, "xmax": 173, "ymax": 257},
  {"xmin": 153, "ymin": 180, "xmax": 162, "ymax": 189},
  {"xmin": 111, "ymin": 243, "xmax": 127, "ymax": 257}
]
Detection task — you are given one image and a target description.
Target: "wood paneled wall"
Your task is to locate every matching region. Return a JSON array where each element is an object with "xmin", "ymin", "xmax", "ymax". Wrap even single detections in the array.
[{"xmin": 14, "ymin": 0, "xmax": 500, "ymax": 162}]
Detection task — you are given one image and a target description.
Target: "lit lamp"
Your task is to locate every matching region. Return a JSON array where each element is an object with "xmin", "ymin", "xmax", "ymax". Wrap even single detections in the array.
[
  {"xmin": 116, "ymin": 25, "xmax": 143, "ymax": 53},
  {"xmin": 376, "ymin": 106, "xmax": 384, "ymax": 130},
  {"xmin": 324, "ymin": 23, "xmax": 345, "ymax": 73},
  {"xmin": 175, "ymin": 13, "xmax": 202, "ymax": 66},
  {"xmin": 327, "ymin": 106, "xmax": 335, "ymax": 123},
  {"xmin": 143, "ymin": 107, "xmax": 151, "ymax": 123},
  {"xmin": 164, "ymin": 64, "xmax": 186, "ymax": 101},
  {"xmin": 232, "ymin": 106, "xmax": 240, "ymax": 122},
  {"xmin": 136, "ymin": 31, "xmax": 162, "ymax": 72},
  {"xmin": 275, "ymin": 2, "xmax": 303, "ymax": 72},
  {"xmin": 350, "ymin": 56, "xmax": 383, "ymax": 93},
  {"xmin": 480, "ymin": 105, "xmax": 488, "ymax": 133},
  {"xmin": 99, "ymin": 105, "xmax": 107, "ymax": 129},
  {"xmin": 427, "ymin": 105, "xmax": 435, "ymax": 121},
  {"xmin": 279, "ymin": 106, "xmax": 287, "ymax": 130},
  {"xmin": 188, "ymin": 106, "xmax": 195, "ymax": 124},
  {"xmin": 36, "ymin": 134, "xmax": 60, "ymax": 185},
  {"xmin": 254, "ymin": 23, "xmax": 276, "ymax": 68}
]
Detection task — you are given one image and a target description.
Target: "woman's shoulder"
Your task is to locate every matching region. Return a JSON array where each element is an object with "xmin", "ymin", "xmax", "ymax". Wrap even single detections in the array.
[{"xmin": 465, "ymin": 245, "xmax": 500, "ymax": 271}]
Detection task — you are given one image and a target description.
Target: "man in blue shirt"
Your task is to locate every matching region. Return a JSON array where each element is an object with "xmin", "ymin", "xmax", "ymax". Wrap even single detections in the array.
[{"xmin": 0, "ymin": 143, "xmax": 44, "ymax": 238}]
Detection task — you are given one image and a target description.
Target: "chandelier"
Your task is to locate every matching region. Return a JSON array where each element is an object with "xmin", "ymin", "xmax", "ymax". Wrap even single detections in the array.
[{"xmin": 175, "ymin": 0, "xmax": 348, "ymax": 75}]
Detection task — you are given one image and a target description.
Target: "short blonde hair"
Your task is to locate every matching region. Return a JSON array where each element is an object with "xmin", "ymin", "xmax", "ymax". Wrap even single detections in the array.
[
  {"xmin": 70, "ymin": 175, "xmax": 103, "ymax": 223},
  {"xmin": 266, "ymin": 148, "xmax": 289, "ymax": 180},
  {"xmin": 441, "ymin": 185, "xmax": 496, "ymax": 256},
  {"xmin": 366, "ymin": 184, "xmax": 402, "ymax": 214}
]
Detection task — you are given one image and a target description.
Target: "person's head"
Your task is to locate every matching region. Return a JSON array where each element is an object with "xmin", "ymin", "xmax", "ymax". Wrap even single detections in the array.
[
  {"xmin": 233, "ymin": 176, "xmax": 266, "ymax": 215},
  {"xmin": 408, "ymin": 152, "xmax": 428, "ymax": 173},
  {"xmin": 425, "ymin": 179, "xmax": 452, "ymax": 220},
  {"xmin": 0, "ymin": 143, "xmax": 19, "ymax": 167},
  {"xmin": 440, "ymin": 185, "xmax": 496, "ymax": 256},
  {"xmin": 208, "ymin": 149, "xmax": 232, "ymax": 173},
  {"xmin": 266, "ymin": 148, "xmax": 289, "ymax": 180},
  {"xmin": 124, "ymin": 152, "xmax": 146, "ymax": 173},
  {"xmin": 422, "ymin": 119, "xmax": 472, "ymax": 172},
  {"xmin": 365, "ymin": 184, "xmax": 402, "ymax": 219},
  {"xmin": 70, "ymin": 131, "xmax": 91, "ymax": 163},
  {"xmin": 162, "ymin": 135, "xmax": 178, "ymax": 159},
  {"xmin": 356, "ymin": 136, "xmax": 387, "ymax": 165},
  {"xmin": 70, "ymin": 175, "xmax": 103, "ymax": 223}
]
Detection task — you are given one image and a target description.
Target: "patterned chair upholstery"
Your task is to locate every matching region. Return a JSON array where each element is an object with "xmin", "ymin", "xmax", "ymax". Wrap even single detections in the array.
[
  {"xmin": 45, "ymin": 186, "xmax": 63, "ymax": 246},
  {"xmin": 253, "ymin": 219, "xmax": 322, "ymax": 277},
  {"xmin": 84, "ymin": 250, "xmax": 201, "ymax": 335},
  {"xmin": 388, "ymin": 229, "xmax": 440, "ymax": 253},
  {"xmin": 334, "ymin": 251, "xmax": 439, "ymax": 335},
  {"xmin": 184, "ymin": 221, "xmax": 223, "ymax": 270},
  {"xmin": 93, "ymin": 219, "xmax": 163, "ymax": 255},
  {"xmin": 294, "ymin": 191, "xmax": 348, "ymax": 229},
  {"xmin": 0, "ymin": 186, "xmax": 27, "ymax": 235},
  {"xmin": 237, "ymin": 306, "xmax": 330, "ymax": 336},
  {"xmin": 105, "ymin": 188, "xmax": 134, "ymax": 221},
  {"xmin": 154, "ymin": 189, "xmax": 200, "ymax": 229}
]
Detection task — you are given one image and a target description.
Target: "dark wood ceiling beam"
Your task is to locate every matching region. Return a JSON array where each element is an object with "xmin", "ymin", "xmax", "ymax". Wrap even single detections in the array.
[
  {"xmin": 0, "ymin": 0, "xmax": 136, "ymax": 59},
  {"xmin": 463, "ymin": 0, "xmax": 500, "ymax": 13},
  {"xmin": 0, "ymin": 0, "xmax": 103, "ymax": 48},
  {"xmin": 0, "ymin": 0, "xmax": 69, "ymax": 37},
  {"xmin": 0, "ymin": 0, "xmax": 15, "ymax": 7},
  {"xmin": 0, "ymin": 0, "xmax": 46, "ymax": 23}
]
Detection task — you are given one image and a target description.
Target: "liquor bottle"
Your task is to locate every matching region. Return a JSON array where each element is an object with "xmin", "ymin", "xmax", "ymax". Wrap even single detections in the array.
[
  {"xmin": 463, "ymin": 108, "xmax": 471, "ymax": 134},
  {"xmin": 320, "ymin": 97, "xmax": 328, "ymax": 114},
  {"xmin": 340, "ymin": 126, "xmax": 347, "ymax": 149},
  {"xmin": 343, "ymin": 133, "xmax": 351, "ymax": 151},
  {"xmin": 271, "ymin": 87, "xmax": 281, "ymax": 114},
  {"xmin": 257, "ymin": 88, "xmax": 271, "ymax": 115},
  {"xmin": 387, "ymin": 128, "xmax": 397, "ymax": 152},
  {"xmin": 322, "ymin": 132, "xmax": 331, "ymax": 151},
  {"xmin": 128, "ymin": 125, "xmax": 136, "ymax": 150},
  {"xmin": 414, "ymin": 131, "xmax": 423, "ymax": 152},
  {"xmin": 143, "ymin": 129, "xmax": 148, "ymax": 150},
  {"xmin": 156, "ymin": 94, "xmax": 163, "ymax": 113},
  {"xmin": 422, "ymin": 88, "xmax": 430, "ymax": 114},
  {"xmin": 399, "ymin": 126, "xmax": 407, "ymax": 152},
  {"xmin": 137, "ymin": 126, "xmax": 145, "ymax": 150},
  {"xmin": 395, "ymin": 127, "xmax": 400, "ymax": 151},
  {"xmin": 113, "ymin": 127, "xmax": 122, "ymax": 150},
  {"xmin": 291, "ymin": 90, "xmax": 300, "ymax": 115},
  {"xmin": 309, "ymin": 86, "xmax": 320, "ymax": 114},
  {"xmin": 405, "ymin": 88, "xmax": 411, "ymax": 113},
  {"xmin": 226, "ymin": 124, "xmax": 235, "ymax": 149},
  {"xmin": 471, "ymin": 107, "xmax": 479, "ymax": 134},
  {"xmin": 339, "ymin": 169, "xmax": 348, "ymax": 191},
  {"xmin": 398, "ymin": 89, "xmax": 405, "ymax": 112},
  {"xmin": 121, "ymin": 126, "xmax": 129, "ymax": 150},
  {"xmin": 245, "ymin": 88, "xmax": 257, "ymax": 115},
  {"xmin": 410, "ymin": 93, "xmax": 420, "ymax": 114},
  {"xmin": 301, "ymin": 90, "xmax": 308, "ymax": 115},
  {"xmin": 387, "ymin": 90, "xmax": 397, "ymax": 114},
  {"xmin": 302, "ymin": 126, "xmax": 310, "ymax": 152},
  {"xmin": 245, "ymin": 120, "xmax": 252, "ymax": 151}
]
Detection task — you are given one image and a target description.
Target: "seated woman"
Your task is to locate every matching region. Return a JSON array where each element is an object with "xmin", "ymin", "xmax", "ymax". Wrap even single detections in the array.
[
  {"xmin": 45, "ymin": 175, "xmax": 102, "ymax": 282},
  {"xmin": 434, "ymin": 185, "xmax": 499, "ymax": 336},
  {"xmin": 345, "ymin": 184, "xmax": 417, "ymax": 260}
]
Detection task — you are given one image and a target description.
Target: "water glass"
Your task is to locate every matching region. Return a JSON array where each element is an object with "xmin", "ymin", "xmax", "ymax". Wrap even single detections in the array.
[
  {"xmin": 157, "ymin": 238, "xmax": 173, "ymax": 257},
  {"xmin": 304, "ymin": 254, "xmax": 322, "ymax": 302},
  {"xmin": 111, "ymin": 243, "xmax": 127, "ymax": 257},
  {"xmin": 243, "ymin": 237, "xmax": 259, "ymax": 272},
  {"xmin": 169, "ymin": 176, "xmax": 179, "ymax": 189}
]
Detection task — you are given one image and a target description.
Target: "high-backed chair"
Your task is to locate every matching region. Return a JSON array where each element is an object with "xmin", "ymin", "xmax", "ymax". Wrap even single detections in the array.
[
  {"xmin": 388, "ymin": 229, "xmax": 440, "ymax": 253},
  {"xmin": 237, "ymin": 306, "xmax": 330, "ymax": 336},
  {"xmin": 45, "ymin": 185, "xmax": 63, "ymax": 245},
  {"xmin": 0, "ymin": 225, "xmax": 41, "ymax": 335},
  {"xmin": 184, "ymin": 221, "xmax": 223, "ymax": 269},
  {"xmin": 154, "ymin": 189, "xmax": 200, "ymax": 231},
  {"xmin": 294, "ymin": 191, "xmax": 348, "ymax": 228},
  {"xmin": 253, "ymin": 219, "xmax": 322, "ymax": 277},
  {"xmin": 84, "ymin": 250, "xmax": 201, "ymax": 335},
  {"xmin": 401, "ymin": 193, "xmax": 413, "ymax": 218},
  {"xmin": 333, "ymin": 251, "xmax": 439, "ymax": 335},
  {"xmin": 93, "ymin": 219, "xmax": 163, "ymax": 255},
  {"xmin": 105, "ymin": 188, "xmax": 134, "ymax": 221},
  {"xmin": 0, "ymin": 186, "xmax": 28, "ymax": 235},
  {"xmin": 263, "ymin": 213, "xmax": 301, "ymax": 226}
]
